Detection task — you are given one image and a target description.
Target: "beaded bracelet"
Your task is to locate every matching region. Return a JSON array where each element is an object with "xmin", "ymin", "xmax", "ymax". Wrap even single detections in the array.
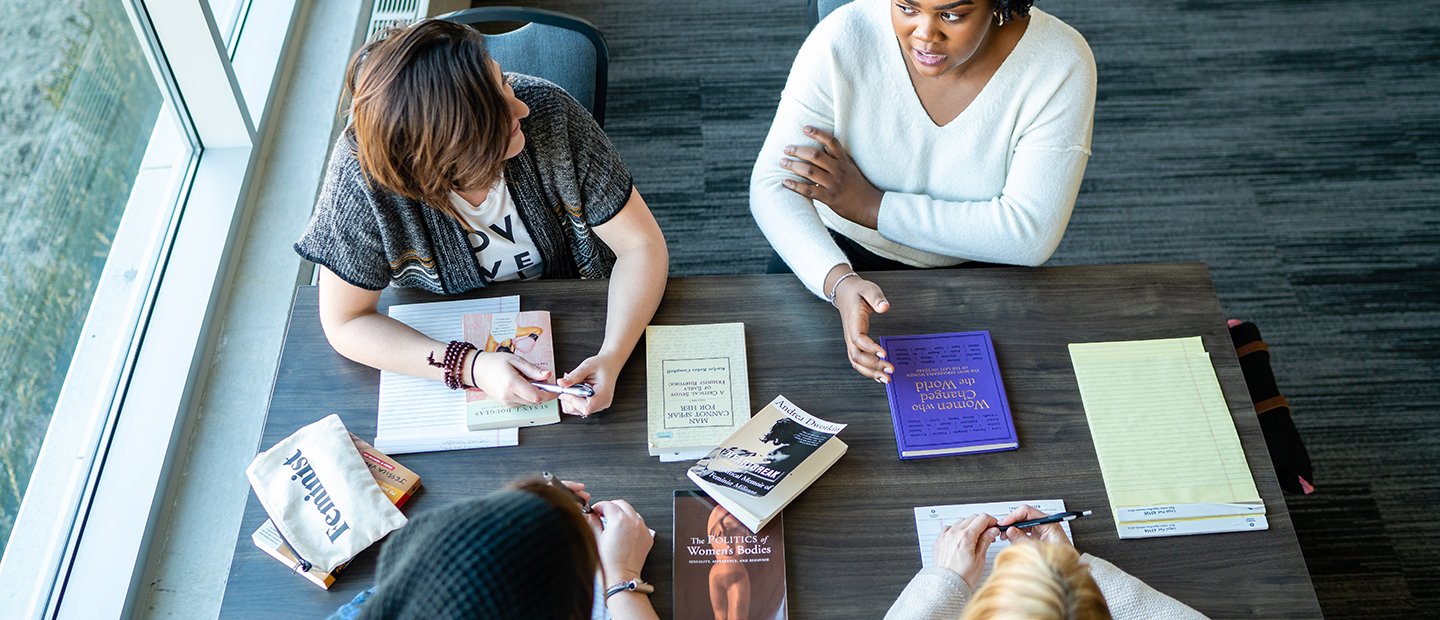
[{"xmin": 427, "ymin": 340, "xmax": 478, "ymax": 390}]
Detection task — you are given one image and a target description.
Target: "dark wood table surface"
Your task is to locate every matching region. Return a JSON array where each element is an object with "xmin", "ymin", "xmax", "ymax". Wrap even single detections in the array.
[{"xmin": 220, "ymin": 264, "xmax": 1321, "ymax": 618}]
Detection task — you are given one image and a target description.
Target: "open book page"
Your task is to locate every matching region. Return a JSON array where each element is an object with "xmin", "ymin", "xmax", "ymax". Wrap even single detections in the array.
[
  {"xmin": 375, "ymin": 296, "xmax": 521, "ymax": 454},
  {"xmin": 645, "ymin": 323, "xmax": 750, "ymax": 461},
  {"xmin": 913, "ymin": 499, "xmax": 1069, "ymax": 572},
  {"xmin": 1069, "ymin": 337, "xmax": 1263, "ymax": 536}
]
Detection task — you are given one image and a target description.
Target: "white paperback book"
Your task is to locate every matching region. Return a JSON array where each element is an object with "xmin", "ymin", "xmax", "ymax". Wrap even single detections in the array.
[
  {"xmin": 645, "ymin": 323, "xmax": 751, "ymax": 462},
  {"xmin": 375, "ymin": 295, "xmax": 521, "ymax": 454},
  {"xmin": 687, "ymin": 395, "xmax": 847, "ymax": 533}
]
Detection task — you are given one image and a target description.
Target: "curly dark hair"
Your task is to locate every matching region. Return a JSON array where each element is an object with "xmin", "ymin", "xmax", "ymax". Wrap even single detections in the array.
[{"xmin": 994, "ymin": 0, "xmax": 1035, "ymax": 21}]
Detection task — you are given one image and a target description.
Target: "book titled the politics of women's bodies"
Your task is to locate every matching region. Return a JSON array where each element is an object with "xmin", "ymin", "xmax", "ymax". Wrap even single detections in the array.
[
  {"xmin": 879, "ymin": 330, "xmax": 1017, "ymax": 459},
  {"xmin": 646, "ymin": 323, "xmax": 751, "ymax": 462},
  {"xmin": 673, "ymin": 490, "xmax": 787, "ymax": 620},
  {"xmin": 687, "ymin": 395, "xmax": 847, "ymax": 533},
  {"xmin": 462, "ymin": 310, "xmax": 561, "ymax": 431}
]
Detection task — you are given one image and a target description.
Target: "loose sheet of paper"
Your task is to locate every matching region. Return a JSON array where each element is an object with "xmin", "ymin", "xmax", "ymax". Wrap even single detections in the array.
[
  {"xmin": 913, "ymin": 499, "xmax": 1069, "ymax": 572},
  {"xmin": 374, "ymin": 296, "xmax": 521, "ymax": 454},
  {"xmin": 1069, "ymin": 337, "xmax": 1260, "ymax": 509}
]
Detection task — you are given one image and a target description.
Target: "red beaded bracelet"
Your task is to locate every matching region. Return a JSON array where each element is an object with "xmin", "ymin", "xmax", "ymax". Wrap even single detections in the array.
[{"xmin": 426, "ymin": 340, "xmax": 478, "ymax": 390}]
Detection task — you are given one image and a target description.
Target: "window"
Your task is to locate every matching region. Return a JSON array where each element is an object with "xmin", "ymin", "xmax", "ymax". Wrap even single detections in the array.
[
  {"xmin": 0, "ymin": 0, "xmax": 299, "ymax": 616},
  {"xmin": 0, "ymin": 0, "xmax": 192, "ymax": 562}
]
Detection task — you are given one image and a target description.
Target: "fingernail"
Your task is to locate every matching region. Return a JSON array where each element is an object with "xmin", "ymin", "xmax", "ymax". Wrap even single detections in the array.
[
  {"xmin": 784, "ymin": 146, "xmax": 795, "ymax": 154},
  {"xmin": 804, "ymin": 126, "xmax": 814, "ymax": 134}
]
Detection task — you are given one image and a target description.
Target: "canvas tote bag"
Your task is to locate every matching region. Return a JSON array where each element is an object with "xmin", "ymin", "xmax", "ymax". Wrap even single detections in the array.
[{"xmin": 246, "ymin": 414, "xmax": 407, "ymax": 572}]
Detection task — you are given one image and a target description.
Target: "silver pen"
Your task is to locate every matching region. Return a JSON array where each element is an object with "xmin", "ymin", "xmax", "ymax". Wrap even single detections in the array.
[{"xmin": 530, "ymin": 381, "xmax": 595, "ymax": 398}]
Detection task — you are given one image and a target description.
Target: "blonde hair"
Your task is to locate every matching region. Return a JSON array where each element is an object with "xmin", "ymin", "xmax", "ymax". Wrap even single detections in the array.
[{"xmin": 960, "ymin": 542, "xmax": 1112, "ymax": 620}]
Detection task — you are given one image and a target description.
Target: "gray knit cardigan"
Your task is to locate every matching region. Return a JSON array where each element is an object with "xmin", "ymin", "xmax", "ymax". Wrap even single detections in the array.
[{"xmin": 295, "ymin": 75, "xmax": 633, "ymax": 294}]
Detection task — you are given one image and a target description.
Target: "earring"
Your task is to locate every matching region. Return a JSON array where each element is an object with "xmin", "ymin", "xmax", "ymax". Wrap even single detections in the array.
[{"xmin": 994, "ymin": 11, "xmax": 1006, "ymax": 27}]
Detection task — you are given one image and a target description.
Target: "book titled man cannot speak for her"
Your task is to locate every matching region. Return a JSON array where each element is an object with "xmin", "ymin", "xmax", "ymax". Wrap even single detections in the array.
[
  {"xmin": 646, "ymin": 323, "xmax": 751, "ymax": 462},
  {"xmin": 462, "ymin": 311, "xmax": 561, "ymax": 431},
  {"xmin": 879, "ymin": 331, "xmax": 1017, "ymax": 459},
  {"xmin": 673, "ymin": 490, "xmax": 787, "ymax": 620}
]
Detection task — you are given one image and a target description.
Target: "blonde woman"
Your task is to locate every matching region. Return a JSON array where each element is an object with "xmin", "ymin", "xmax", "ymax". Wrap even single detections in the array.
[{"xmin": 885, "ymin": 505, "xmax": 1207, "ymax": 619}]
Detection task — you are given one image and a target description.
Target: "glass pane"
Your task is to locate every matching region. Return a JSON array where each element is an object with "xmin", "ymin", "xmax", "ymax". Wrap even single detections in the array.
[
  {"xmin": 0, "ymin": 0, "xmax": 173, "ymax": 558},
  {"xmin": 208, "ymin": 0, "xmax": 246, "ymax": 44}
]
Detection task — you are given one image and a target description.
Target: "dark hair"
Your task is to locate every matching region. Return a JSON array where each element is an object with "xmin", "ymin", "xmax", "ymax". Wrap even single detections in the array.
[
  {"xmin": 508, "ymin": 478, "xmax": 601, "ymax": 618},
  {"xmin": 344, "ymin": 19, "xmax": 512, "ymax": 224},
  {"xmin": 360, "ymin": 479, "xmax": 600, "ymax": 620},
  {"xmin": 995, "ymin": 0, "xmax": 1035, "ymax": 22}
]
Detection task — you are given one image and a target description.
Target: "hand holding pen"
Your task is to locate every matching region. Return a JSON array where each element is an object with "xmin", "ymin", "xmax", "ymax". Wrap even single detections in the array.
[
  {"xmin": 995, "ymin": 504, "xmax": 1088, "ymax": 546},
  {"xmin": 556, "ymin": 352, "xmax": 622, "ymax": 417},
  {"xmin": 541, "ymin": 471, "xmax": 654, "ymax": 585},
  {"xmin": 541, "ymin": 471, "xmax": 593, "ymax": 513},
  {"xmin": 530, "ymin": 382, "xmax": 595, "ymax": 398}
]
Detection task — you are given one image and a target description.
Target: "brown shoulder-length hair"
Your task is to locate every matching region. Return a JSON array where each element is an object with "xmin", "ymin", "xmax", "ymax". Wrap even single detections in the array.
[
  {"xmin": 509, "ymin": 477, "xmax": 601, "ymax": 618},
  {"xmin": 344, "ymin": 19, "xmax": 512, "ymax": 224}
]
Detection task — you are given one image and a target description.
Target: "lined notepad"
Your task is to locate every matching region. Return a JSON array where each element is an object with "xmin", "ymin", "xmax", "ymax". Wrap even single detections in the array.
[
  {"xmin": 1069, "ymin": 337, "xmax": 1267, "ymax": 539},
  {"xmin": 374, "ymin": 296, "xmax": 522, "ymax": 454},
  {"xmin": 913, "ymin": 499, "xmax": 1070, "ymax": 571}
]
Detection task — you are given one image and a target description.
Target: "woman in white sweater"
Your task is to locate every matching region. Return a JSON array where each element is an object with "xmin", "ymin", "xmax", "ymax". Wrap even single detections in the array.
[
  {"xmin": 750, "ymin": 0, "xmax": 1096, "ymax": 381},
  {"xmin": 885, "ymin": 505, "xmax": 1207, "ymax": 619}
]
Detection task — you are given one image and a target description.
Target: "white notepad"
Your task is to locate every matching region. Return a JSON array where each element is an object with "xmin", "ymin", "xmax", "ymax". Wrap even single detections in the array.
[
  {"xmin": 1069, "ymin": 337, "xmax": 1267, "ymax": 538},
  {"xmin": 913, "ymin": 499, "xmax": 1070, "ymax": 572},
  {"xmin": 374, "ymin": 296, "xmax": 522, "ymax": 454}
]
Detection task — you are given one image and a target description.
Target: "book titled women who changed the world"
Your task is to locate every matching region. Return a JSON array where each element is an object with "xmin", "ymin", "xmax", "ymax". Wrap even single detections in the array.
[{"xmin": 879, "ymin": 330, "xmax": 1017, "ymax": 459}]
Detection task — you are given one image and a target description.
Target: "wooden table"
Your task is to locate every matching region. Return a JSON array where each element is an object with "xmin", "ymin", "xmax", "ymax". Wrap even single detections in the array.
[{"xmin": 221, "ymin": 264, "xmax": 1321, "ymax": 618}]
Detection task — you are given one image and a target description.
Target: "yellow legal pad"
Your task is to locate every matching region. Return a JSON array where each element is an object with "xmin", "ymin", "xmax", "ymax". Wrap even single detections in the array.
[{"xmin": 1069, "ymin": 337, "xmax": 1267, "ymax": 539}]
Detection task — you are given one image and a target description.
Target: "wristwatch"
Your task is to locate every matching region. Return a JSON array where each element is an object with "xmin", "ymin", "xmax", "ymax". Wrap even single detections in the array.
[{"xmin": 604, "ymin": 578, "xmax": 655, "ymax": 600}]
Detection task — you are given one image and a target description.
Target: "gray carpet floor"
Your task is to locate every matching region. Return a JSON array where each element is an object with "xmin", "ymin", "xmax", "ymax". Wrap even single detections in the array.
[{"xmin": 478, "ymin": 0, "xmax": 1440, "ymax": 616}]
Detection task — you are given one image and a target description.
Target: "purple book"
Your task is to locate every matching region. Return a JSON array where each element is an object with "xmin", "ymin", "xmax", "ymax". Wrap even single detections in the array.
[{"xmin": 879, "ymin": 331, "xmax": 1017, "ymax": 459}]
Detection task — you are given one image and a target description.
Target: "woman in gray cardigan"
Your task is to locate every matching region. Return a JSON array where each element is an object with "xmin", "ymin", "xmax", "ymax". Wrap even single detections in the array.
[
  {"xmin": 886, "ymin": 505, "xmax": 1207, "ymax": 619},
  {"xmin": 296, "ymin": 20, "xmax": 667, "ymax": 416}
]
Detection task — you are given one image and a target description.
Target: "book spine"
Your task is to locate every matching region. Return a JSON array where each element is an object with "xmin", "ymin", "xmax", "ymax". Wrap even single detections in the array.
[{"xmin": 879, "ymin": 336, "xmax": 913, "ymax": 459}]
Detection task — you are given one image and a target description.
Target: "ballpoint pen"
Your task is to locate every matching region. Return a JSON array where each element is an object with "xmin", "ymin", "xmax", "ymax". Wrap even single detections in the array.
[
  {"xmin": 997, "ymin": 510, "xmax": 1092, "ymax": 531},
  {"xmin": 531, "ymin": 382, "xmax": 595, "ymax": 398},
  {"xmin": 541, "ymin": 471, "xmax": 593, "ymax": 514}
]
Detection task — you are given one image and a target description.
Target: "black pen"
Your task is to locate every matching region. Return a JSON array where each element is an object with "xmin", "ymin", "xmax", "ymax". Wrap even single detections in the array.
[
  {"xmin": 997, "ymin": 510, "xmax": 1092, "ymax": 531},
  {"xmin": 541, "ymin": 471, "xmax": 593, "ymax": 514}
]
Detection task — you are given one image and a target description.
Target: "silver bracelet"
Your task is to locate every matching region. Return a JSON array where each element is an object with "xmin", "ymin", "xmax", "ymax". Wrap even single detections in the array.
[{"xmin": 827, "ymin": 271, "xmax": 861, "ymax": 307}]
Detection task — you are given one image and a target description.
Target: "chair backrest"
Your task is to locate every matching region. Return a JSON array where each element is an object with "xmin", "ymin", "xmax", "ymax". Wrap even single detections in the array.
[
  {"xmin": 437, "ymin": 7, "xmax": 609, "ymax": 127},
  {"xmin": 808, "ymin": 0, "xmax": 855, "ymax": 30}
]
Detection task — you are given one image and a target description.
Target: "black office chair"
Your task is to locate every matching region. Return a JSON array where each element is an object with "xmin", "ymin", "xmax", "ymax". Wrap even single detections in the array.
[
  {"xmin": 437, "ymin": 7, "xmax": 609, "ymax": 127},
  {"xmin": 807, "ymin": 0, "xmax": 855, "ymax": 30}
]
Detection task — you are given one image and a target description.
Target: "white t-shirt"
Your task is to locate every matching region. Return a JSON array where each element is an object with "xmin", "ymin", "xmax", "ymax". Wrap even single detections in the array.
[{"xmin": 448, "ymin": 175, "xmax": 545, "ymax": 283}]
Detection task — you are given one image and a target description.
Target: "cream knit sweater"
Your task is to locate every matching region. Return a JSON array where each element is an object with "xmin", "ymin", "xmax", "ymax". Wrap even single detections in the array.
[
  {"xmin": 884, "ymin": 554, "xmax": 1209, "ymax": 620},
  {"xmin": 750, "ymin": 0, "xmax": 1096, "ymax": 297}
]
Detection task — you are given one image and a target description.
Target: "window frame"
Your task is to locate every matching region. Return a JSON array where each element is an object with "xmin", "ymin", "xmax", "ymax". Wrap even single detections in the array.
[{"xmin": 0, "ymin": 0, "xmax": 302, "ymax": 617}]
